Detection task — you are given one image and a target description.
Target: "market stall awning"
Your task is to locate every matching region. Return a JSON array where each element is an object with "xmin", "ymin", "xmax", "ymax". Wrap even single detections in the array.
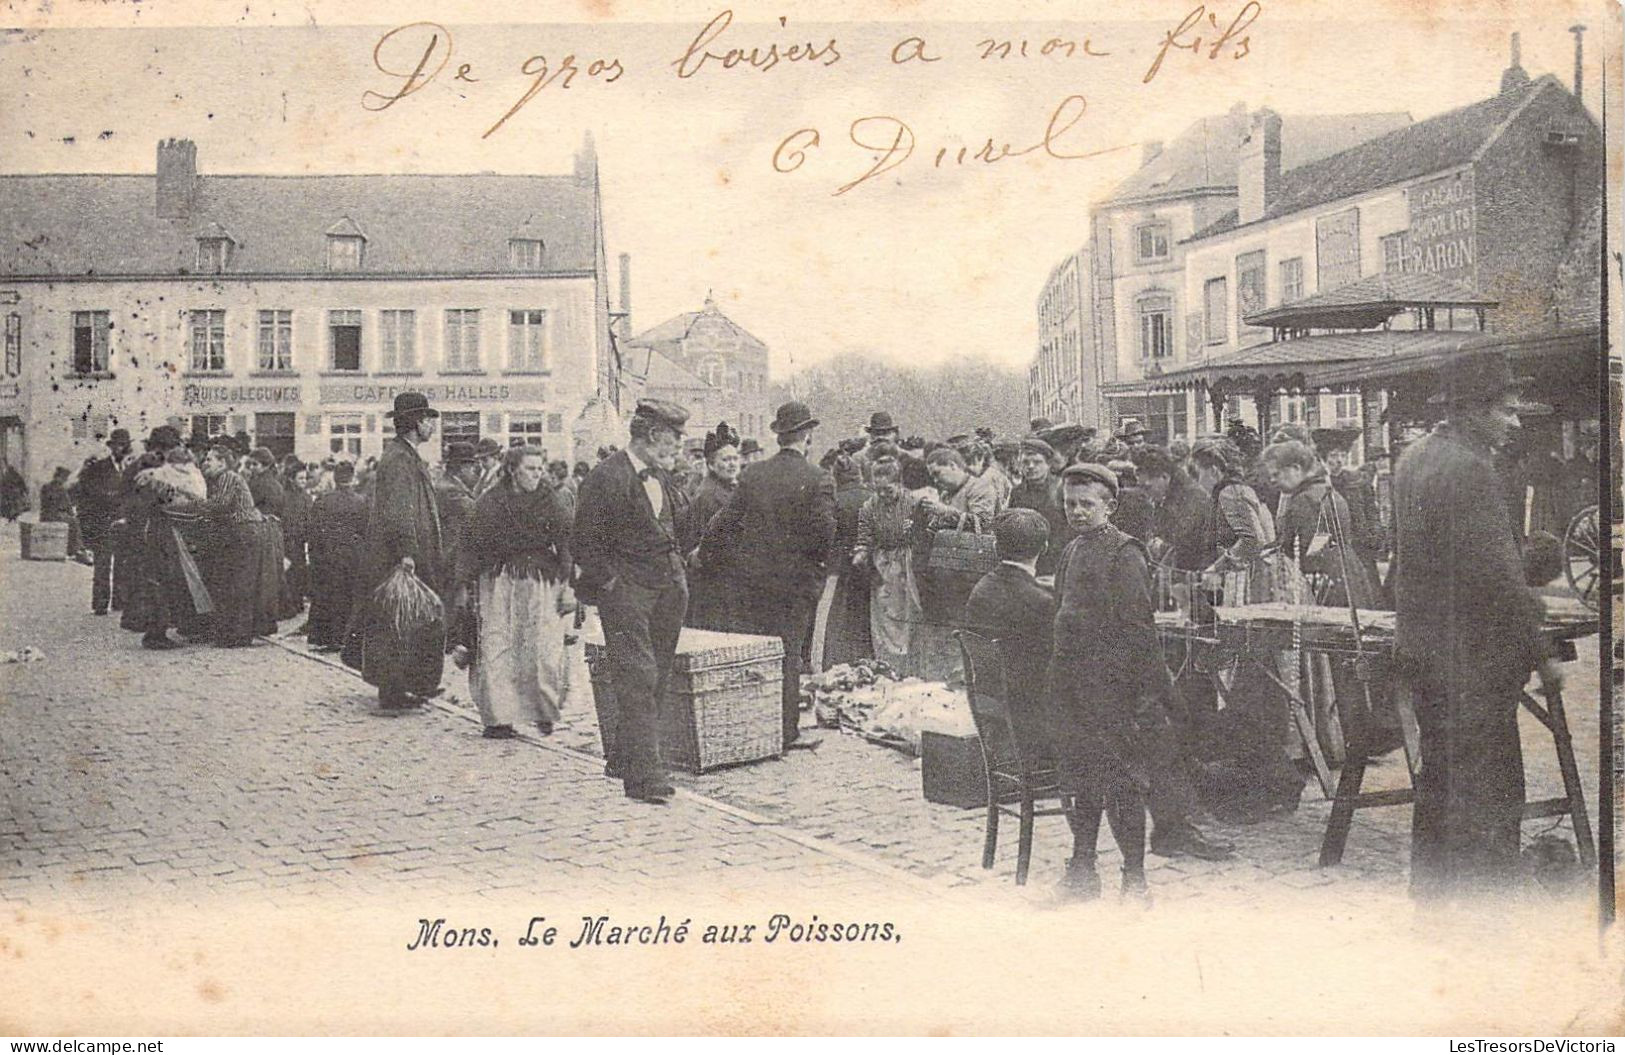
[
  {"xmin": 1244, "ymin": 273, "xmax": 1497, "ymax": 330},
  {"xmin": 1311, "ymin": 325, "xmax": 1604, "ymax": 388},
  {"xmin": 1108, "ymin": 329, "xmax": 1473, "ymax": 396}
]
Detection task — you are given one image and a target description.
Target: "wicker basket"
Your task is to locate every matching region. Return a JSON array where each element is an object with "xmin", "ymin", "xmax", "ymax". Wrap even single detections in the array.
[
  {"xmin": 586, "ymin": 629, "xmax": 784, "ymax": 772},
  {"xmin": 20, "ymin": 520, "xmax": 68, "ymax": 561}
]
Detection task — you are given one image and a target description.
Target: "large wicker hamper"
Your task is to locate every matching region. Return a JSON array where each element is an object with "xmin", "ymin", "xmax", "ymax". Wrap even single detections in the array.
[{"xmin": 585, "ymin": 628, "xmax": 784, "ymax": 772}]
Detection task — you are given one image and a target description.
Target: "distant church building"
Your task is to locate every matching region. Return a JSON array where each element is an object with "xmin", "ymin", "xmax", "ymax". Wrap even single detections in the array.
[{"xmin": 625, "ymin": 295, "xmax": 770, "ymax": 442}]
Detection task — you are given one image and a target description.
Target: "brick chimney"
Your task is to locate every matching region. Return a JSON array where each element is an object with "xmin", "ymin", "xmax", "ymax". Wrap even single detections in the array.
[
  {"xmin": 1500, "ymin": 32, "xmax": 1531, "ymax": 96},
  {"xmin": 618, "ymin": 253, "xmax": 632, "ymax": 333},
  {"xmin": 1237, "ymin": 109, "xmax": 1281, "ymax": 226},
  {"xmin": 155, "ymin": 138, "xmax": 197, "ymax": 220},
  {"xmin": 575, "ymin": 130, "xmax": 598, "ymax": 185}
]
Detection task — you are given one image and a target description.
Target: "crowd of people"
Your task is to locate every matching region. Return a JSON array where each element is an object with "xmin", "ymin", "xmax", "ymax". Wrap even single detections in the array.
[{"xmin": 29, "ymin": 347, "xmax": 1567, "ymax": 904}]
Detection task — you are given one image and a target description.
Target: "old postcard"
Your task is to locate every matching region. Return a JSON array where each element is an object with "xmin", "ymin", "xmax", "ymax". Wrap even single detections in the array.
[{"xmin": 0, "ymin": 0, "xmax": 1620, "ymax": 1037}]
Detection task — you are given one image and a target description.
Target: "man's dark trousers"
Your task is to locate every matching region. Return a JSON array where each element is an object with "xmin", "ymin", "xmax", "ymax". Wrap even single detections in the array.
[
  {"xmin": 1409, "ymin": 673, "xmax": 1526, "ymax": 900},
  {"xmin": 600, "ymin": 577, "xmax": 688, "ymax": 786},
  {"xmin": 742, "ymin": 588, "xmax": 818, "ymax": 745}
]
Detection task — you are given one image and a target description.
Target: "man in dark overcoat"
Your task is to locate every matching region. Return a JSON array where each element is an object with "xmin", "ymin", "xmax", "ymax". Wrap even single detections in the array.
[
  {"xmin": 434, "ymin": 441, "xmax": 483, "ymax": 597},
  {"xmin": 1393, "ymin": 350, "xmax": 1558, "ymax": 901},
  {"xmin": 573, "ymin": 399, "xmax": 693, "ymax": 804},
  {"xmin": 306, "ymin": 461, "xmax": 369, "ymax": 650},
  {"xmin": 702, "ymin": 401, "xmax": 836, "ymax": 750},
  {"xmin": 356, "ymin": 392, "xmax": 445, "ymax": 712},
  {"xmin": 76, "ymin": 428, "xmax": 132, "ymax": 615}
]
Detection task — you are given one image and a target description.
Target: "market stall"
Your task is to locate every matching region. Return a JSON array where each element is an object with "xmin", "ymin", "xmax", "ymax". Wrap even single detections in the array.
[{"xmin": 1154, "ymin": 597, "xmax": 1598, "ymax": 868}]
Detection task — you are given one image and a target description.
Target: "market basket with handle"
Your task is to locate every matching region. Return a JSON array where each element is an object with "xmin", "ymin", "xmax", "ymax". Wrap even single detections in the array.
[{"xmin": 915, "ymin": 511, "xmax": 999, "ymax": 623}]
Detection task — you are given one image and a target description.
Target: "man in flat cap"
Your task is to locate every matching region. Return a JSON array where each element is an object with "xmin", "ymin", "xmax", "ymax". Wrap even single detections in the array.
[
  {"xmin": 1394, "ymin": 350, "xmax": 1559, "ymax": 902},
  {"xmin": 1116, "ymin": 418, "xmax": 1150, "ymax": 449},
  {"xmin": 355, "ymin": 392, "xmax": 445, "ymax": 713},
  {"xmin": 77, "ymin": 426, "xmax": 133, "ymax": 615},
  {"xmin": 703, "ymin": 400, "xmax": 836, "ymax": 750},
  {"xmin": 574, "ymin": 399, "xmax": 695, "ymax": 803},
  {"xmin": 1007, "ymin": 435, "xmax": 1072, "ymax": 576},
  {"xmin": 1049, "ymin": 463, "xmax": 1173, "ymax": 900}
]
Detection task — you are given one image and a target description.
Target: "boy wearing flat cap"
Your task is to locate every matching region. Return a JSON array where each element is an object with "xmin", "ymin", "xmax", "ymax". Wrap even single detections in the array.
[
  {"xmin": 1049, "ymin": 463, "xmax": 1174, "ymax": 901},
  {"xmin": 574, "ymin": 398, "xmax": 695, "ymax": 804}
]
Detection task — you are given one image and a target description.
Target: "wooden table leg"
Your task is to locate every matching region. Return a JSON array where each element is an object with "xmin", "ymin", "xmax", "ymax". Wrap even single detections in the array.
[
  {"xmin": 1521, "ymin": 686, "xmax": 1598, "ymax": 870},
  {"xmin": 1258, "ymin": 660, "xmax": 1335, "ymax": 798}
]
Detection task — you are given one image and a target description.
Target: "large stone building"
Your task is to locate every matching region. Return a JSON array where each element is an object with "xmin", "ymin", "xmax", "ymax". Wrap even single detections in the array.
[
  {"xmin": 1030, "ymin": 104, "xmax": 1412, "ymax": 441},
  {"xmin": 1135, "ymin": 40, "xmax": 1602, "ymax": 445},
  {"xmin": 625, "ymin": 295, "xmax": 771, "ymax": 442},
  {"xmin": 0, "ymin": 136, "xmax": 620, "ymax": 487}
]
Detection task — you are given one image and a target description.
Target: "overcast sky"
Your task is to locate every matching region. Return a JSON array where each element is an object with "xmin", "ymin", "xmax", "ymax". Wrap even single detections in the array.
[{"xmin": 1, "ymin": 1, "xmax": 1616, "ymax": 377}]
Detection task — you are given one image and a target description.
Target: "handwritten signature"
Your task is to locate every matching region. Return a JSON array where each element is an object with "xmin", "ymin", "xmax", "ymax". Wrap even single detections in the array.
[{"xmin": 773, "ymin": 95, "xmax": 1134, "ymax": 196}]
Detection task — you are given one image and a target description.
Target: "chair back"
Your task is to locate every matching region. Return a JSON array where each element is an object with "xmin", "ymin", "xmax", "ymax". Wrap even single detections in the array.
[{"xmin": 954, "ymin": 629, "xmax": 1020, "ymax": 773}]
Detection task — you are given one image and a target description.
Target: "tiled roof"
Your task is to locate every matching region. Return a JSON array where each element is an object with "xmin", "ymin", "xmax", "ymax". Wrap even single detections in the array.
[
  {"xmin": 1186, "ymin": 76, "xmax": 1562, "ymax": 242},
  {"xmin": 1103, "ymin": 110, "xmax": 1411, "ymax": 205},
  {"xmin": 0, "ymin": 172, "xmax": 597, "ymax": 276},
  {"xmin": 629, "ymin": 299, "xmax": 768, "ymax": 352},
  {"xmin": 641, "ymin": 348, "xmax": 715, "ymax": 391},
  {"xmin": 1311, "ymin": 325, "xmax": 1602, "ymax": 388},
  {"xmin": 1245, "ymin": 272, "xmax": 1497, "ymax": 328},
  {"xmin": 1125, "ymin": 329, "xmax": 1472, "ymax": 392}
]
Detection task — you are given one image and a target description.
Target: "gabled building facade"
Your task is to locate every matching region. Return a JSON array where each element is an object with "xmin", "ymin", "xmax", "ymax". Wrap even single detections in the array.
[
  {"xmin": 625, "ymin": 295, "xmax": 771, "ymax": 442},
  {"xmin": 0, "ymin": 136, "xmax": 619, "ymax": 486}
]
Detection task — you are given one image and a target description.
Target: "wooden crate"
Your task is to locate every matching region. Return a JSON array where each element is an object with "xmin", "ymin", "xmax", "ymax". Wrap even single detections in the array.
[
  {"xmin": 586, "ymin": 629, "xmax": 784, "ymax": 772},
  {"xmin": 21, "ymin": 520, "xmax": 69, "ymax": 561},
  {"xmin": 920, "ymin": 730, "xmax": 988, "ymax": 808}
]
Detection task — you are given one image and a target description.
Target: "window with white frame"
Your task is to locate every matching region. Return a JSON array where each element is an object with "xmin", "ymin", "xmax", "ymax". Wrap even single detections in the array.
[
  {"xmin": 71, "ymin": 311, "xmax": 111, "ymax": 375},
  {"xmin": 444, "ymin": 309, "xmax": 481, "ymax": 371},
  {"xmin": 329, "ymin": 413, "xmax": 363, "ymax": 457},
  {"xmin": 1276, "ymin": 394, "xmax": 1310, "ymax": 425},
  {"xmin": 508, "ymin": 309, "xmax": 548, "ymax": 371},
  {"xmin": 509, "ymin": 239, "xmax": 545, "ymax": 270},
  {"xmin": 1333, "ymin": 393, "xmax": 1360, "ymax": 426},
  {"xmin": 1135, "ymin": 221, "xmax": 1171, "ymax": 263},
  {"xmin": 257, "ymin": 310, "xmax": 293, "ymax": 372},
  {"xmin": 1203, "ymin": 278, "xmax": 1228, "ymax": 345},
  {"xmin": 4, "ymin": 313, "xmax": 19, "ymax": 377},
  {"xmin": 508, "ymin": 413, "xmax": 547, "ymax": 448},
  {"xmin": 188, "ymin": 310, "xmax": 227, "ymax": 372},
  {"xmin": 327, "ymin": 236, "xmax": 363, "ymax": 272},
  {"xmin": 1137, "ymin": 293, "xmax": 1173, "ymax": 360},
  {"xmin": 1279, "ymin": 258, "xmax": 1304, "ymax": 303},
  {"xmin": 329, "ymin": 310, "xmax": 363, "ymax": 372},
  {"xmin": 380, "ymin": 310, "xmax": 417, "ymax": 371}
]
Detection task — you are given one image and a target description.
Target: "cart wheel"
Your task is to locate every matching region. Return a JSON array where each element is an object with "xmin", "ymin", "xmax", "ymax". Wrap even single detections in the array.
[{"xmin": 1563, "ymin": 504, "xmax": 1601, "ymax": 611}]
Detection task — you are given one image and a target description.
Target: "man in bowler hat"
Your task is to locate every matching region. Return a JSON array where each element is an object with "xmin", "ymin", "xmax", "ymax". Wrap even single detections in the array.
[
  {"xmin": 1394, "ymin": 349, "xmax": 1558, "ymax": 902},
  {"xmin": 77, "ymin": 427, "xmax": 133, "ymax": 614},
  {"xmin": 356, "ymin": 392, "xmax": 445, "ymax": 712},
  {"xmin": 574, "ymin": 399, "xmax": 694, "ymax": 804},
  {"xmin": 702, "ymin": 400, "xmax": 836, "ymax": 749}
]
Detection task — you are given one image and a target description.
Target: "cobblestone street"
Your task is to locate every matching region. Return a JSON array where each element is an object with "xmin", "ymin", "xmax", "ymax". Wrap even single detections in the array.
[{"xmin": 1, "ymin": 526, "xmax": 1604, "ymax": 914}]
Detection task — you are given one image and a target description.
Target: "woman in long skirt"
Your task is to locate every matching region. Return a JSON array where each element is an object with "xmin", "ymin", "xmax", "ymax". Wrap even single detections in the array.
[
  {"xmin": 453, "ymin": 445, "xmax": 575, "ymax": 740},
  {"xmin": 853, "ymin": 445, "xmax": 923, "ymax": 671},
  {"xmin": 170, "ymin": 442, "xmax": 262, "ymax": 647}
]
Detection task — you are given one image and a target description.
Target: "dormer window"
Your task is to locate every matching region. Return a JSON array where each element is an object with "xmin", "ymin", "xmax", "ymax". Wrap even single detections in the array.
[
  {"xmin": 509, "ymin": 238, "xmax": 545, "ymax": 270},
  {"xmin": 194, "ymin": 223, "xmax": 234, "ymax": 274},
  {"xmin": 327, "ymin": 236, "xmax": 364, "ymax": 271},
  {"xmin": 325, "ymin": 217, "xmax": 367, "ymax": 272}
]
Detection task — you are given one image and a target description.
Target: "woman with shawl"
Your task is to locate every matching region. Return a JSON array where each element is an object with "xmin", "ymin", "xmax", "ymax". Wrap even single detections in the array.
[
  {"xmin": 453, "ymin": 445, "xmax": 575, "ymax": 740},
  {"xmin": 684, "ymin": 422, "xmax": 742, "ymax": 630},
  {"xmin": 169, "ymin": 443, "xmax": 262, "ymax": 648}
]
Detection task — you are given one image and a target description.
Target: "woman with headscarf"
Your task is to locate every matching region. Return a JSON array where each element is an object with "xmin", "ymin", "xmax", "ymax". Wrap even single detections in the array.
[
  {"xmin": 453, "ymin": 445, "xmax": 575, "ymax": 739},
  {"xmin": 853, "ymin": 442, "xmax": 924, "ymax": 670},
  {"xmin": 683, "ymin": 421, "xmax": 742, "ymax": 630}
]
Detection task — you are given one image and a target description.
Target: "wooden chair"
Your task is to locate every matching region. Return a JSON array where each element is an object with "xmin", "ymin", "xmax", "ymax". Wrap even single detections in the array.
[{"xmin": 954, "ymin": 629, "xmax": 1074, "ymax": 885}]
